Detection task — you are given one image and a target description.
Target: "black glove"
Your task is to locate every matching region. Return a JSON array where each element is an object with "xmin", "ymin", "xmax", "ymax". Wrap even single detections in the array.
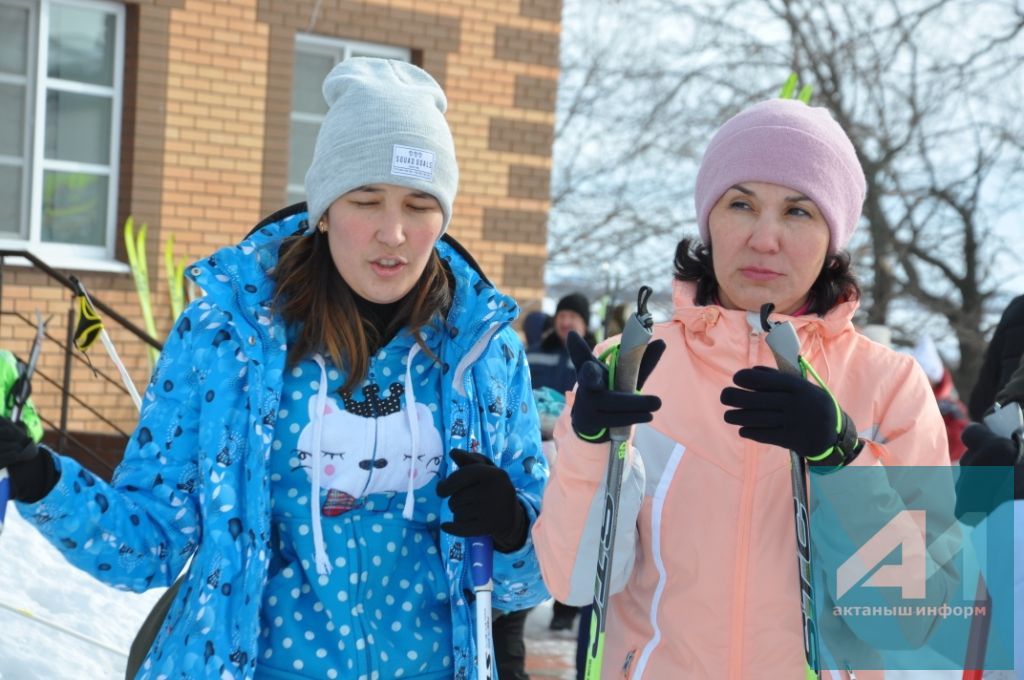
[
  {"xmin": 437, "ymin": 449, "xmax": 528, "ymax": 553},
  {"xmin": 955, "ymin": 423, "xmax": 1024, "ymax": 524},
  {"xmin": 0, "ymin": 414, "xmax": 57, "ymax": 503},
  {"xmin": 566, "ymin": 330, "xmax": 664, "ymax": 444},
  {"xmin": 721, "ymin": 366, "xmax": 862, "ymax": 468}
]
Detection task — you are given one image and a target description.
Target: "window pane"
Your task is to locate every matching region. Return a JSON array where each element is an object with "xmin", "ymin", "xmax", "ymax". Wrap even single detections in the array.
[
  {"xmin": 350, "ymin": 49, "xmax": 394, "ymax": 59},
  {"xmin": 0, "ymin": 83, "xmax": 25, "ymax": 156},
  {"xmin": 286, "ymin": 187, "xmax": 305, "ymax": 206},
  {"xmin": 48, "ymin": 4, "xmax": 116, "ymax": 86},
  {"xmin": 0, "ymin": 5, "xmax": 30, "ymax": 75},
  {"xmin": 45, "ymin": 90, "xmax": 112, "ymax": 164},
  {"xmin": 288, "ymin": 119, "xmax": 319, "ymax": 187},
  {"xmin": 41, "ymin": 170, "xmax": 107, "ymax": 245},
  {"xmin": 0, "ymin": 165, "xmax": 23, "ymax": 235},
  {"xmin": 292, "ymin": 50, "xmax": 334, "ymax": 114}
]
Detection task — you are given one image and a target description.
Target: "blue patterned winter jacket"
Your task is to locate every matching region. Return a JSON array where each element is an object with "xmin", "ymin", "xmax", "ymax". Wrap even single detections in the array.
[{"xmin": 18, "ymin": 206, "xmax": 549, "ymax": 679}]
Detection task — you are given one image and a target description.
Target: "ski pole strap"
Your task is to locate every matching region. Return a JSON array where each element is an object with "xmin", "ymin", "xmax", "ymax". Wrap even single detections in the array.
[
  {"xmin": 574, "ymin": 345, "xmax": 620, "ymax": 443},
  {"xmin": 577, "ymin": 288, "xmax": 656, "ymax": 443},
  {"xmin": 798, "ymin": 357, "xmax": 863, "ymax": 469},
  {"xmin": 759, "ymin": 304, "xmax": 861, "ymax": 470}
]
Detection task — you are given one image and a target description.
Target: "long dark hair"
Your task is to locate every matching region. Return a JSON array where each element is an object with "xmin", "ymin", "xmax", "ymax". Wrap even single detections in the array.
[
  {"xmin": 272, "ymin": 228, "xmax": 451, "ymax": 392},
  {"xmin": 672, "ymin": 237, "xmax": 860, "ymax": 315}
]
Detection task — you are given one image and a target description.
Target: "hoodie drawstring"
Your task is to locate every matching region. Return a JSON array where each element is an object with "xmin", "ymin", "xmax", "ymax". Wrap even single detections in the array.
[
  {"xmin": 309, "ymin": 344, "xmax": 423, "ymax": 568},
  {"xmin": 809, "ymin": 327, "xmax": 832, "ymax": 385},
  {"xmin": 311, "ymin": 354, "xmax": 332, "ymax": 575},
  {"xmin": 403, "ymin": 343, "xmax": 422, "ymax": 521}
]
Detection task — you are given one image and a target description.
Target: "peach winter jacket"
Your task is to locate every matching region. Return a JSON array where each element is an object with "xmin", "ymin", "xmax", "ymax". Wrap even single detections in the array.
[{"xmin": 533, "ymin": 281, "xmax": 954, "ymax": 680}]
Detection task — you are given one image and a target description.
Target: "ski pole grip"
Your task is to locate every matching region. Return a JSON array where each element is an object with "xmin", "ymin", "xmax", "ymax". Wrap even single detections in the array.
[
  {"xmin": 469, "ymin": 536, "xmax": 494, "ymax": 591},
  {"xmin": 0, "ymin": 469, "xmax": 10, "ymax": 528},
  {"xmin": 760, "ymin": 303, "xmax": 801, "ymax": 376},
  {"xmin": 984, "ymin": 401, "xmax": 1024, "ymax": 441},
  {"xmin": 612, "ymin": 286, "xmax": 655, "ymax": 393}
]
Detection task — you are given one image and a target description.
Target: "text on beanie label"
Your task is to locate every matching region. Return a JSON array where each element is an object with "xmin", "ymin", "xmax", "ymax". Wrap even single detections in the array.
[{"xmin": 391, "ymin": 144, "xmax": 435, "ymax": 182}]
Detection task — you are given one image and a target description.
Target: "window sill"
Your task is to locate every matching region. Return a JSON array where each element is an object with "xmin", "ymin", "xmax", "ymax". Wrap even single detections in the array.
[{"xmin": 1, "ymin": 253, "xmax": 131, "ymax": 275}]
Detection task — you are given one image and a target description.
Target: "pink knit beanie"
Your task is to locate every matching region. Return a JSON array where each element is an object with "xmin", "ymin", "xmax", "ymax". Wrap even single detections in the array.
[{"xmin": 694, "ymin": 99, "xmax": 866, "ymax": 253}]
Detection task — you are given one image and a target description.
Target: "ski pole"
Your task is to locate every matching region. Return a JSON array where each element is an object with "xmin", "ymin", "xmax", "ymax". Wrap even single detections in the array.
[
  {"xmin": 759, "ymin": 303, "xmax": 822, "ymax": 679},
  {"xmin": 71, "ymin": 277, "xmax": 143, "ymax": 411},
  {"xmin": 469, "ymin": 536, "xmax": 494, "ymax": 680},
  {"xmin": 962, "ymin": 400, "xmax": 1023, "ymax": 679},
  {"xmin": 0, "ymin": 598, "xmax": 127, "ymax": 657},
  {"xmin": 585, "ymin": 286, "xmax": 655, "ymax": 680},
  {"xmin": 0, "ymin": 312, "xmax": 47, "ymax": 537}
]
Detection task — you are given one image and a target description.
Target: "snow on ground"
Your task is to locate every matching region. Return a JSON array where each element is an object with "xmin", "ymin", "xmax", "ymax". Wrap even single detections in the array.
[
  {"xmin": 0, "ymin": 505, "xmax": 579, "ymax": 680},
  {"xmin": 0, "ymin": 501, "xmax": 980, "ymax": 680},
  {"xmin": 0, "ymin": 507, "xmax": 165, "ymax": 680}
]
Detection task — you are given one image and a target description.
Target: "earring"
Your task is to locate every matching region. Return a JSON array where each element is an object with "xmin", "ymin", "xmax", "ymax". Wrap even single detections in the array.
[{"xmin": 317, "ymin": 216, "xmax": 328, "ymax": 234}]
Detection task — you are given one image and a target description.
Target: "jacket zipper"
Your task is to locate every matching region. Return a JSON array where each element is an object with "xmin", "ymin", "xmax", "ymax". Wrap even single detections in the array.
[
  {"xmin": 728, "ymin": 329, "xmax": 765, "ymax": 679},
  {"xmin": 361, "ymin": 364, "xmax": 381, "ymax": 678}
]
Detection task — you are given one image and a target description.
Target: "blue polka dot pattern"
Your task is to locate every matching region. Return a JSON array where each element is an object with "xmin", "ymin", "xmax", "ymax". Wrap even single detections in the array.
[{"xmin": 17, "ymin": 207, "xmax": 549, "ymax": 680}]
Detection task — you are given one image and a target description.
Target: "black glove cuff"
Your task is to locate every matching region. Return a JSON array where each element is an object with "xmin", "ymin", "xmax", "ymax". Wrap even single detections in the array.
[
  {"xmin": 808, "ymin": 411, "xmax": 863, "ymax": 471},
  {"xmin": 9, "ymin": 448, "xmax": 60, "ymax": 503},
  {"xmin": 492, "ymin": 500, "xmax": 529, "ymax": 553}
]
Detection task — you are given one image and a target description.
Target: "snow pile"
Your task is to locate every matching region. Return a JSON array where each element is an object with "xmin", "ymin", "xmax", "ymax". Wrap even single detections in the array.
[{"xmin": 0, "ymin": 508, "xmax": 165, "ymax": 679}]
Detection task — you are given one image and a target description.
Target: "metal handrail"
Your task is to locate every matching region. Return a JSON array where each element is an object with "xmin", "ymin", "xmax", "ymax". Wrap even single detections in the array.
[
  {"xmin": 0, "ymin": 249, "xmax": 163, "ymax": 477},
  {"xmin": 0, "ymin": 250, "xmax": 162, "ymax": 351}
]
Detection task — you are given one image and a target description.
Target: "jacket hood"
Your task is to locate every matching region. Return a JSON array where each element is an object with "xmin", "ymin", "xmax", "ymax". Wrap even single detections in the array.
[
  {"xmin": 186, "ymin": 203, "xmax": 520, "ymax": 354},
  {"xmin": 669, "ymin": 279, "xmax": 861, "ymax": 385},
  {"xmin": 671, "ymin": 279, "xmax": 860, "ymax": 338}
]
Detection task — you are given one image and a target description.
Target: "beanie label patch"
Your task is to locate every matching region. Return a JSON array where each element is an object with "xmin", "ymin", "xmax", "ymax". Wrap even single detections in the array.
[{"xmin": 391, "ymin": 144, "xmax": 435, "ymax": 182}]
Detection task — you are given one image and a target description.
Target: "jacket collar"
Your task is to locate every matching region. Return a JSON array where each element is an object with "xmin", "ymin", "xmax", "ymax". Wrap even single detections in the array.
[
  {"xmin": 670, "ymin": 279, "xmax": 859, "ymax": 339},
  {"xmin": 187, "ymin": 204, "xmax": 519, "ymax": 354},
  {"xmin": 668, "ymin": 279, "xmax": 859, "ymax": 386}
]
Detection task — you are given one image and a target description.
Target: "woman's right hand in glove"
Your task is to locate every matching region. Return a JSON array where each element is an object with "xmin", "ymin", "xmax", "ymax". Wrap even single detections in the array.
[
  {"xmin": 565, "ymin": 331, "xmax": 664, "ymax": 443},
  {"xmin": 0, "ymin": 414, "xmax": 57, "ymax": 503}
]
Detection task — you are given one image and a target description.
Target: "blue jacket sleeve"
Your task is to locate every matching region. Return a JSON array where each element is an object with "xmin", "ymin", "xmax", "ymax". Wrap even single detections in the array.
[
  {"xmin": 483, "ymin": 328, "xmax": 550, "ymax": 610},
  {"xmin": 16, "ymin": 304, "xmax": 205, "ymax": 592}
]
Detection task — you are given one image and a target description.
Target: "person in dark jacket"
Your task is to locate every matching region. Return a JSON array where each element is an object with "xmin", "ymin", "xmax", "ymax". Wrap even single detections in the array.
[
  {"xmin": 522, "ymin": 310, "xmax": 552, "ymax": 349},
  {"xmin": 957, "ymin": 310, "xmax": 1024, "ymax": 676},
  {"xmin": 524, "ymin": 294, "xmax": 596, "ymax": 644},
  {"xmin": 969, "ymin": 294, "xmax": 1024, "ymax": 421},
  {"xmin": 527, "ymin": 293, "xmax": 596, "ymax": 395}
]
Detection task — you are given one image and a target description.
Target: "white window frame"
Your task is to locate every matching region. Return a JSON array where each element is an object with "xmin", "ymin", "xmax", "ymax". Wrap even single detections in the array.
[
  {"xmin": 0, "ymin": 0, "xmax": 37, "ymax": 247},
  {"xmin": 288, "ymin": 35, "xmax": 410, "ymax": 205},
  {"xmin": 0, "ymin": 0, "xmax": 126, "ymax": 272}
]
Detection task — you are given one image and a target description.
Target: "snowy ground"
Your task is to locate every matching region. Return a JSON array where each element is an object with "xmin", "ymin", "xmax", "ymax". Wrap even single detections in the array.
[
  {"xmin": 0, "ymin": 507, "xmax": 578, "ymax": 680},
  {"xmin": 0, "ymin": 508, "xmax": 165, "ymax": 680},
  {"xmin": 0, "ymin": 503, "xmax": 982, "ymax": 679}
]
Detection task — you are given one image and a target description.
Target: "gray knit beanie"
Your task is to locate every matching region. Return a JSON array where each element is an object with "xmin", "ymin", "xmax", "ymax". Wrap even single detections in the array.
[{"xmin": 304, "ymin": 58, "xmax": 458, "ymax": 232}]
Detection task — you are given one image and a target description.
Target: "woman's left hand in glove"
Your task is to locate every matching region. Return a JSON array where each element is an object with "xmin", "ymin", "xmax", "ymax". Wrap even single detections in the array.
[
  {"xmin": 720, "ymin": 366, "xmax": 862, "ymax": 468},
  {"xmin": 437, "ymin": 449, "xmax": 528, "ymax": 553}
]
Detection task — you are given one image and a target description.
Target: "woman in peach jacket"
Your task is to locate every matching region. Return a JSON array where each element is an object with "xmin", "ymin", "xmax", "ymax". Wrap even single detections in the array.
[{"xmin": 533, "ymin": 99, "xmax": 956, "ymax": 679}]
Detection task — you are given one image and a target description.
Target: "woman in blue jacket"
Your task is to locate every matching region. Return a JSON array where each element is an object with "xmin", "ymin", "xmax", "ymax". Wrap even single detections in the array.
[{"xmin": 0, "ymin": 58, "xmax": 548, "ymax": 679}]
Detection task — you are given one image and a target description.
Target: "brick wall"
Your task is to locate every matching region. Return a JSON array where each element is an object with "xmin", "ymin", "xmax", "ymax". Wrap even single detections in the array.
[{"xmin": 1, "ymin": 0, "xmax": 562, "ymax": 457}]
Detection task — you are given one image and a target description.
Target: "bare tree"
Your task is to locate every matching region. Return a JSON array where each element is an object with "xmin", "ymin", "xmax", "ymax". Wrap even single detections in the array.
[{"xmin": 551, "ymin": 0, "xmax": 1024, "ymax": 393}]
